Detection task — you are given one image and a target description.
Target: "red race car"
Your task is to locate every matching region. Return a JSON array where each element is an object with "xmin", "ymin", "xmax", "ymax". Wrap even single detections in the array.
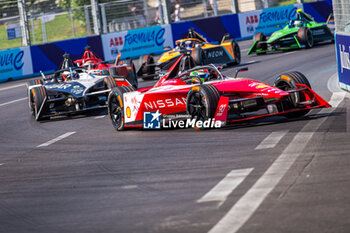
[
  {"xmin": 74, "ymin": 46, "xmax": 138, "ymax": 88},
  {"xmin": 107, "ymin": 53, "xmax": 330, "ymax": 131}
]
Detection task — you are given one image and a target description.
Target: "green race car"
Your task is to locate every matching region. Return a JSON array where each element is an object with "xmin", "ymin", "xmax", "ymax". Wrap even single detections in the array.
[{"xmin": 248, "ymin": 9, "xmax": 334, "ymax": 55}]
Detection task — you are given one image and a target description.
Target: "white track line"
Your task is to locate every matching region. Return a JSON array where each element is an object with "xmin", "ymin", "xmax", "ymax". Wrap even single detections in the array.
[
  {"xmin": 209, "ymin": 92, "xmax": 345, "ymax": 233},
  {"xmin": 94, "ymin": 115, "xmax": 105, "ymax": 119},
  {"xmin": 121, "ymin": 185, "xmax": 138, "ymax": 190},
  {"xmin": 37, "ymin": 132, "xmax": 76, "ymax": 148},
  {"xmin": 197, "ymin": 168, "xmax": 253, "ymax": 207},
  {"xmin": 0, "ymin": 97, "xmax": 27, "ymax": 107},
  {"xmin": 255, "ymin": 131, "xmax": 288, "ymax": 150},
  {"xmin": 0, "ymin": 83, "xmax": 26, "ymax": 92}
]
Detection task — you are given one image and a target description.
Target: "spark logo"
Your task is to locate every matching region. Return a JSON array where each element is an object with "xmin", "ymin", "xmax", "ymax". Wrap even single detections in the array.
[{"xmin": 143, "ymin": 110, "xmax": 161, "ymax": 129}]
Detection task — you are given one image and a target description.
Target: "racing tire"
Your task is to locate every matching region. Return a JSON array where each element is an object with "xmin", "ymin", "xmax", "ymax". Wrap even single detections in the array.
[
  {"xmin": 27, "ymin": 79, "xmax": 44, "ymax": 87},
  {"xmin": 104, "ymin": 76, "xmax": 117, "ymax": 89},
  {"xmin": 139, "ymin": 54, "xmax": 155, "ymax": 81},
  {"xmin": 297, "ymin": 27, "xmax": 313, "ymax": 48},
  {"xmin": 229, "ymin": 40, "xmax": 241, "ymax": 65},
  {"xmin": 274, "ymin": 71, "xmax": 311, "ymax": 118},
  {"xmin": 253, "ymin": 33, "xmax": 267, "ymax": 55},
  {"xmin": 186, "ymin": 84, "xmax": 220, "ymax": 122},
  {"xmin": 192, "ymin": 44, "xmax": 203, "ymax": 66},
  {"xmin": 107, "ymin": 86, "xmax": 135, "ymax": 131},
  {"xmin": 29, "ymin": 86, "xmax": 49, "ymax": 121}
]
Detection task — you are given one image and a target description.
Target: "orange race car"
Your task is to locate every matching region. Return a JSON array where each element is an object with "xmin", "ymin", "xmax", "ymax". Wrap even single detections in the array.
[{"xmin": 138, "ymin": 28, "xmax": 241, "ymax": 80}]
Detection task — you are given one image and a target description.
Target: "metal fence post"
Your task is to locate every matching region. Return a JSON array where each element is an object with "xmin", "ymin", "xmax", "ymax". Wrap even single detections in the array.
[
  {"xmin": 202, "ymin": 0, "xmax": 208, "ymax": 18},
  {"xmin": 143, "ymin": 0, "xmax": 149, "ymax": 26},
  {"xmin": 84, "ymin": 6, "xmax": 91, "ymax": 36},
  {"xmin": 41, "ymin": 13, "xmax": 47, "ymax": 43},
  {"xmin": 161, "ymin": 0, "xmax": 171, "ymax": 24},
  {"xmin": 69, "ymin": 9, "xmax": 76, "ymax": 38},
  {"xmin": 157, "ymin": 0, "xmax": 164, "ymax": 25},
  {"xmin": 100, "ymin": 3, "xmax": 108, "ymax": 34},
  {"xmin": 90, "ymin": 0, "xmax": 101, "ymax": 34},
  {"xmin": 231, "ymin": 0, "xmax": 239, "ymax": 14},
  {"xmin": 30, "ymin": 16, "xmax": 36, "ymax": 43},
  {"xmin": 262, "ymin": 0, "xmax": 269, "ymax": 9},
  {"xmin": 17, "ymin": 0, "xmax": 31, "ymax": 46}
]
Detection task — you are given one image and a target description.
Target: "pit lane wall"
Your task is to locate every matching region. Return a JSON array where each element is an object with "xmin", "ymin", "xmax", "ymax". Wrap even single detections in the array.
[{"xmin": 0, "ymin": 1, "xmax": 332, "ymax": 83}]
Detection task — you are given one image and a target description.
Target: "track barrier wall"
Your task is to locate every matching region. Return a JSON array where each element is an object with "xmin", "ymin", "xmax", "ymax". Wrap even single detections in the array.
[
  {"xmin": 0, "ymin": 1, "xmax": 334, "ymax": 83},
  {"xmin": 101, "ymin": 25, "xmax": 173, "ymax": 61},
  {"xmin": 335, "ymin": 33, "xmax": 350, "ymax": 92}
]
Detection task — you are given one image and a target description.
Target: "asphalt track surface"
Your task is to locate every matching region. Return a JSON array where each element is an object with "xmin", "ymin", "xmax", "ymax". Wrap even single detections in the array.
[{"xmin": 1, "ymin": 40, "xmax": 350, "ymax": 233}]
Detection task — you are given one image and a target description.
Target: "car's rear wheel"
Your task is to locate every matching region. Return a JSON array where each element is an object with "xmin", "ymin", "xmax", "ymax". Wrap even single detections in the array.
[
  {"xmin": 107, "ymin": 86, "xmax": 135, "ymax": 131},
  {"xmin": 297, "ymin": 27, "xmax": 313, "ymax": 48},
  {"xmin": 253, "ymin": 32, "xmax": 267, "ymax": 55},
  {"xmin": 232, "ymin": 40, "xmax": 241, "ymax": 64},
  {"xmin": 186, "ymin": 84, "xmax": 220, "ymax": 122},
  {"xmin": 29, "ymin": 86, "xmax": 49, "ymax": 121},
  {"xmin": 274, "ymin": 71, "xmax": 311, "ymax": 118},
  {"xmin": 139, "ymin": 54, "xmax": 155, "ymax": 81},
  {"xmin": 192, "ymin": 44, "xmax": 203, "ymax": 65},
  {"xmin": 227, "ymin": 40, "xmax": 241, "ymax": 65}
]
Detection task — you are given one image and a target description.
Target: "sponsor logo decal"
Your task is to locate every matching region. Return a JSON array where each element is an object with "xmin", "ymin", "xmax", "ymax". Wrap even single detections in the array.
[
  {"xmin": 207, "ymin": 50, "xmax": 224, "ymax": 58},
  {"xmin": 126, "ymin": 106, "xmax": 131, "ymax": 118},
  {"xmin": 71, "ymin": 85, "xmax": 84, "ymax": 95},
  {"xmin": 312, "ymin": 29, "xmax": 324, "ymax": 36},
  {"xmin": 259, "ymin": 7, "xmax": 296, "ymax": 23},
  {"xmin": 125, "ymin": 28, "xmax": 165, "ymax": 47},
  {"xmin": 256, "ymin": 84, "xmax": 269, "ymax": 89},
  {"xmin": 143, "ymin": 110, "xmax": 161, "ymax": 129},
  {"xmin": 246, "ymin": 15, "xmax": 259, "ymax": 24},
  {"xmin": 0, "ymin": 50, "xmax": 24, "ymax": 73},
  {"xmin": 144, "ymin": 97, "xmax": 186, "ymax": 110},
  {"xmin": 46, "ymin": 83, "xmax": 72, "ymax": 90},
  {"xmin": 216, "ymin": 103, "xmax": 227, "ymax": 117},
  {"xmin": 339, "ymin": 44, "xmax": 350, "ymax": 73}
]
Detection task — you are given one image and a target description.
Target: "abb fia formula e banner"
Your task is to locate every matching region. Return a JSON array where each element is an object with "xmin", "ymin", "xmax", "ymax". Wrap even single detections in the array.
[
  {"xmin": 0, "ymin": 47, "xmax": 32, "ymax": 82},
  {"xmin": 335, "ymin": 33, "xmax": 350, "ymax": 92},
  {"xmin": 238, "ymin": 4, "xmax": 303, "ymax": 38},
  {"xmin": 102, "ymin": 25, "xmax": 173, "ymax": 61}
]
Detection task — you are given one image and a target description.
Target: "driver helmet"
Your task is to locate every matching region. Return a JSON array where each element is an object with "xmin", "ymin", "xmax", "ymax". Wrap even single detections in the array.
[
  {"xmin": 61, "ymin": 71, "xmax": 70, "ymax": 81},
  {"xmin": 83, "ymin": 60, "xmax": 96, "ymax": 70},
  {"xmin": 185, "ymin": 40, "xmax": 192, "ymax": 49},
  {"xmin": 294, "ymin": 20, "xmax": 302, "ymax": 27},
  {"xmin": 190, "ymin": 70, "xmax": 209, "ymax": 83},
  {"xmin": 61, "ymin": 70, "xmax": 79, "ymax": 81}
]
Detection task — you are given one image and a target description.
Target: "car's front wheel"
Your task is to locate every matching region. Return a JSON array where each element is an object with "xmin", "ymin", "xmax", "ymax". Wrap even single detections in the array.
[
  {"xmin": 29, "ymin": 86, "xmax": 49, "ymax": 121},
  {"xmin": 297, "ymin": 27, "xmax": 314, "ymax": 48},
  {"xmin": 274, "ymin": 71, "xmax": 311, "ymax": 118},
  {"xmin": 107, "ymin": 86, "xmax": 135, "ymax": 131},
  {"xmin": 186, "ymin": 84, "xmax": 220, "ymax": 121}
]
